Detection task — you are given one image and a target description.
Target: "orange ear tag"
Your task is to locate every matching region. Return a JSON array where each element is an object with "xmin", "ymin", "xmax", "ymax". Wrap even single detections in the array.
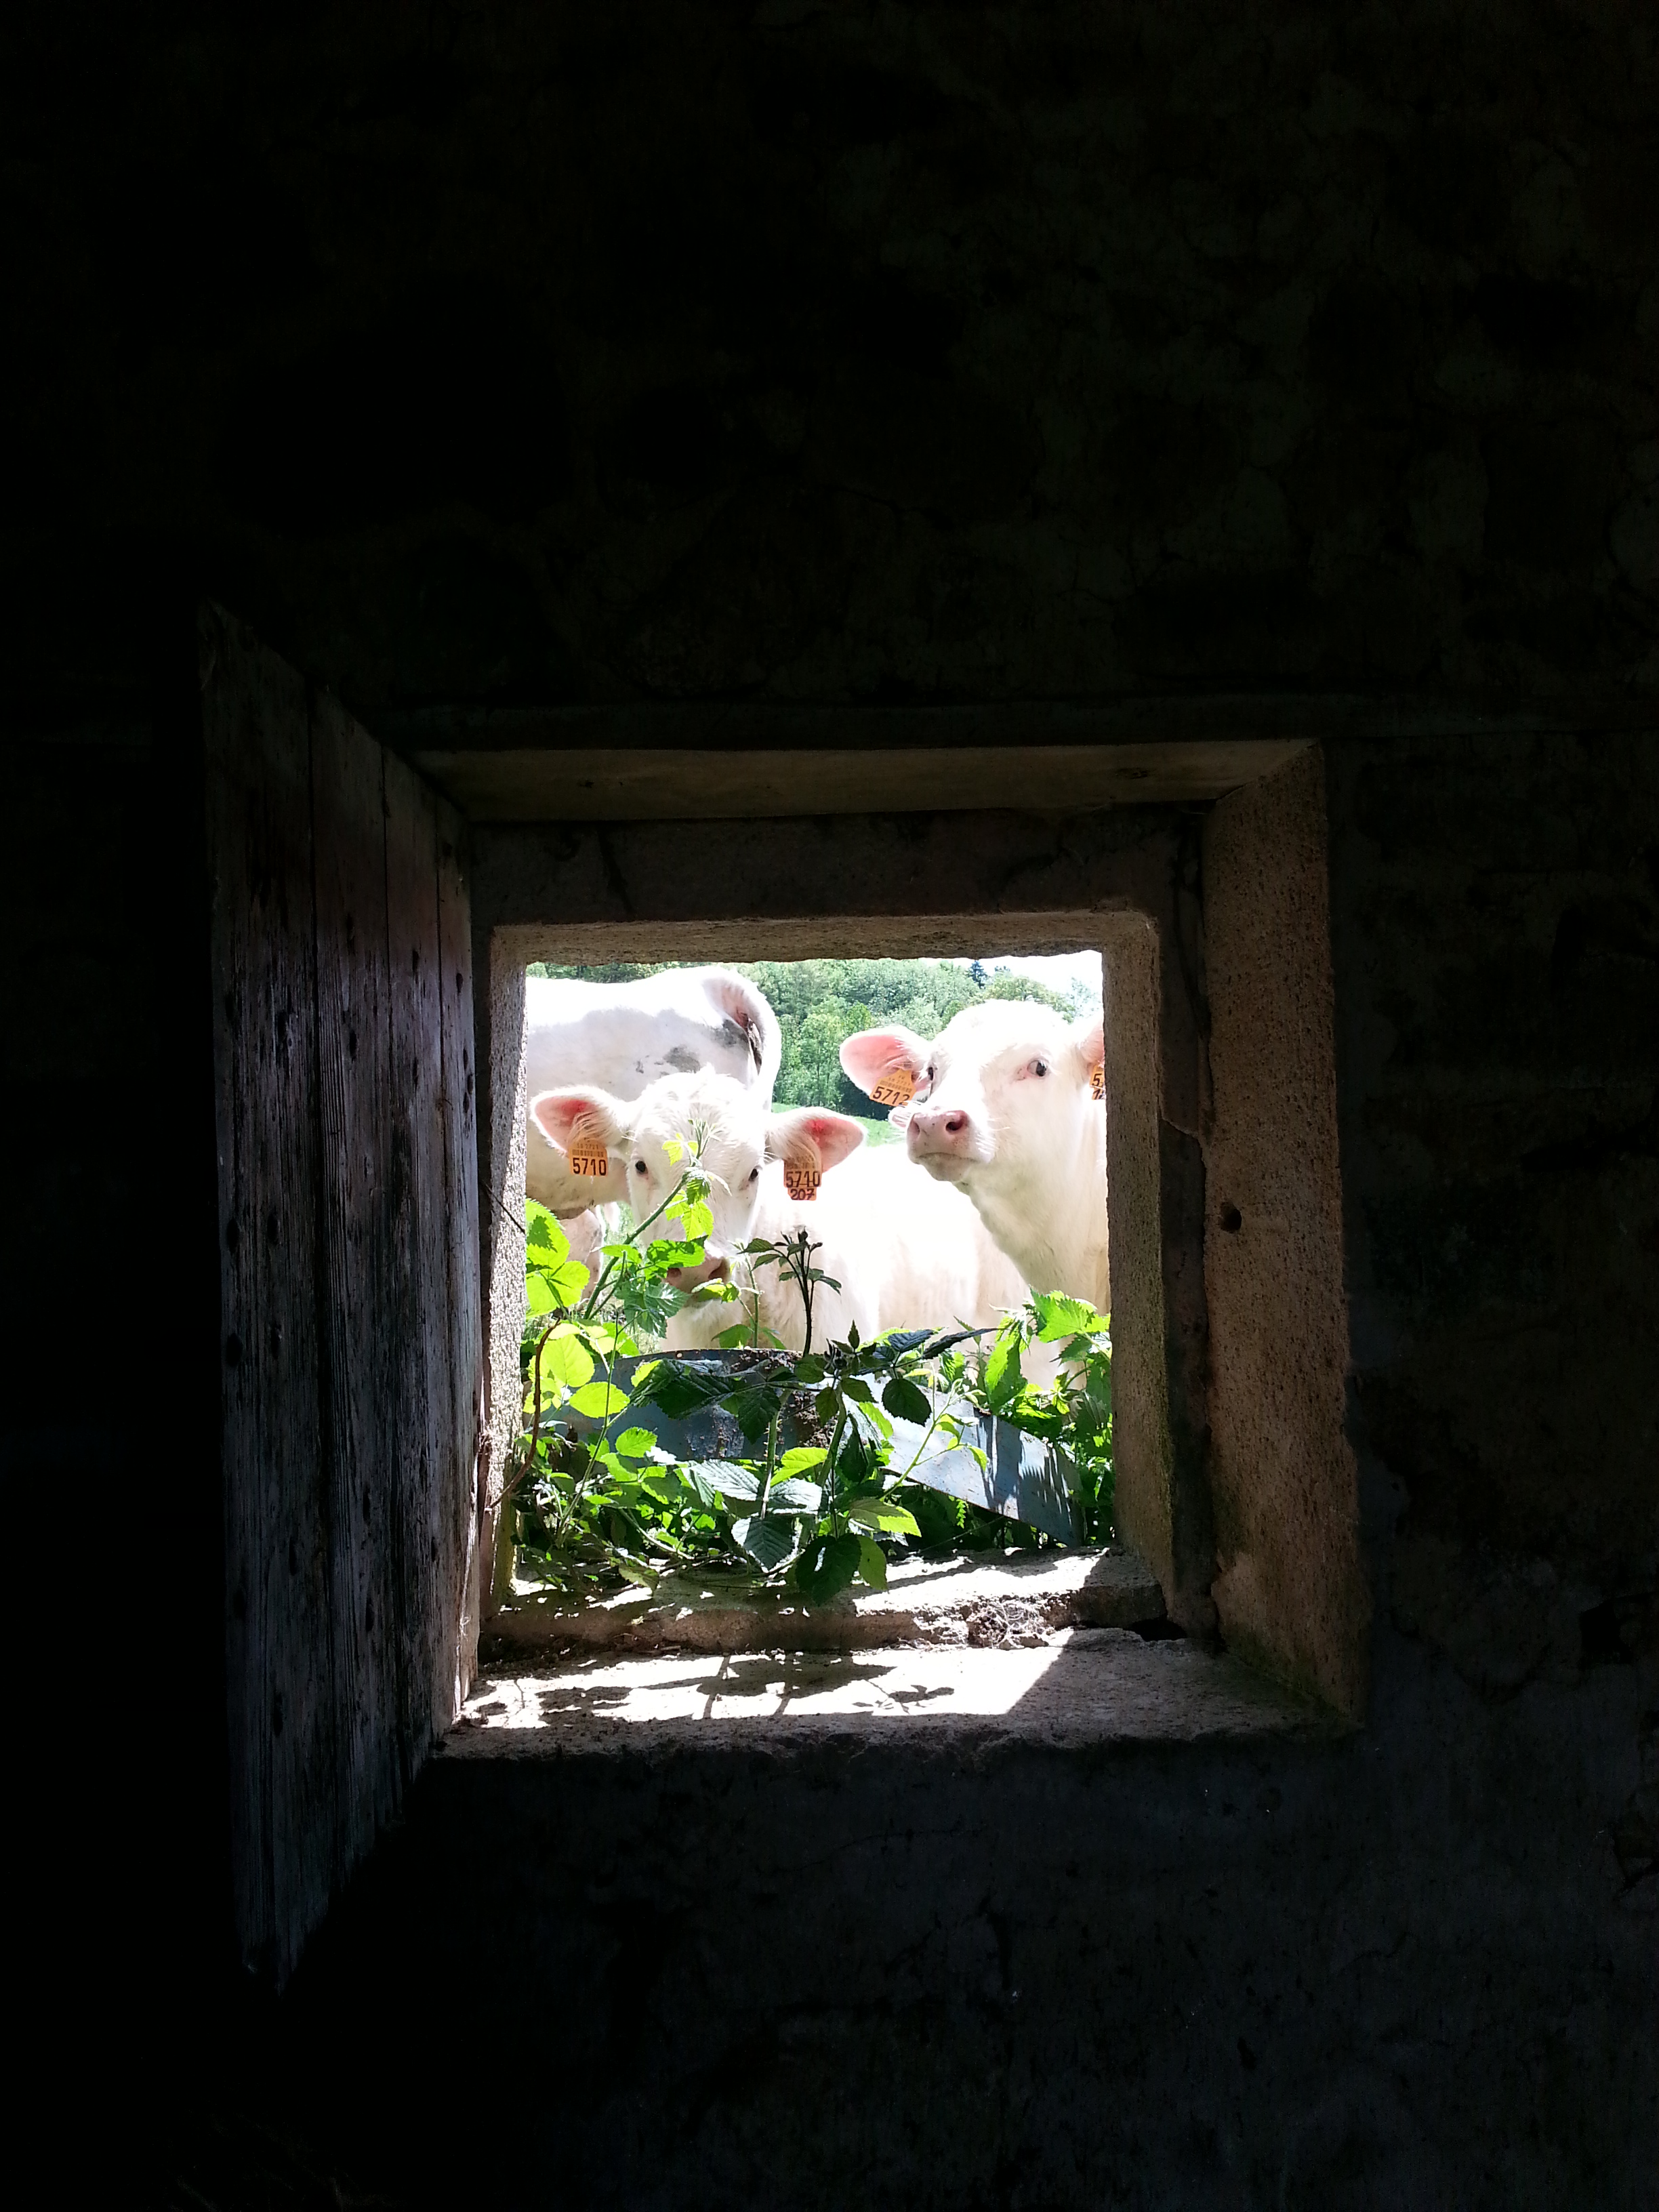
[
  {"xmin": 783, "ymin": 1164, "xmax": 821, "ymax": 1202},
  {"xmin": 869, "ymin": 1067, "xmax": 916, "ymax": 1109},
  {"xmin": 1090, "ymin": 1065, "xmax": 1106, "ymax": 1101},
  {"xmin": 569, "ymin": 1141, "xmax": 609, "ymax": 1178}
]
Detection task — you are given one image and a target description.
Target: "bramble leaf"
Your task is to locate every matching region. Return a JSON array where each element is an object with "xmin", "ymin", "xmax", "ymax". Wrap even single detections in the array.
[
  {"xmin": 855, "ymin": 1534, "xmax": 888, "ymax": 1591},
  {"xmin": 794, "ymin": 1532, "xmax": 861, "ymax": 1605},
  {"xmin": 847, "ymin": 1498, "xmax": 921, "ymax": 1538},
  {"xmin": 541, "ymin": 1334, "xmax": 595, "ymax": 1392},
  {"xmin": 777, "ymin": 1446, "xmax": 828, "ymax": 1479},
  {"xmin": 731, "ymin": 1515, "xmax": 800, "ymax": 1574},
  {"xmin": 882, "ymin": 1374, "xmax": 933, "ymax": 1425},
  {"xmin": 567, "ymin": 1379, "xmax": 629, "ymax": 1419}
]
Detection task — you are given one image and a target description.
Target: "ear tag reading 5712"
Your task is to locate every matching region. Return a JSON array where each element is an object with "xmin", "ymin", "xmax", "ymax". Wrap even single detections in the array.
[
  {"xmin": 1090, "ymin": 1065, "xmax": 1106, "ymax": 1101},
  {"xmin": 783, "ymin": 1164, "xmax": 821, "ymax": 1202},
  {"xmin": 870, "ymin": 1067, "xmax": 916, "ymax": 1109},
  {"xmin": 569, "ymin": 1142, "xmax": 609, "ymax": 1178}
]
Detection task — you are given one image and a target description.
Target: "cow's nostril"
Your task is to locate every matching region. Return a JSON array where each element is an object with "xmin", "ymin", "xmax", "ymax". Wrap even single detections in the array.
[{"xmin": 945, "ymin": 1113, "xmax": 967, "ymax": 1135}]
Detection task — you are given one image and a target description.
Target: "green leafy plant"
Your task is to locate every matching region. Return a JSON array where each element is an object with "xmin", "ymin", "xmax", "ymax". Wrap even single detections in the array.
[{"xmin": 509, "ymin": 1168, "xmax": 1113, "ymax": 1605}]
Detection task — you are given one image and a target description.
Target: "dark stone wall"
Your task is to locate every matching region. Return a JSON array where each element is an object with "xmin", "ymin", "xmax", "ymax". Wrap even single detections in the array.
[
  {"xmin": 192, "ymin": 1665, "xmax": 1655, "ymax": 2211},
  {"xmin": 3, "ymin": 7, "xmax": 1654, "ymax": 2203},
  {"xmin": 4, "ymin": 2, "xmax": 1654, "ymax": 725},
  {"xmin": 1328, "ymin": 733, "xmax": 1658, "ymax": 1690}
]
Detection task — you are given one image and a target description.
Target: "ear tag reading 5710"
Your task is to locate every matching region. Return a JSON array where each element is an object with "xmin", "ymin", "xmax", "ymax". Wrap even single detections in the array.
[
  {"xmin": 569, "ymin": 1142, "xmax": 609, "ymax": 1178},
  {"xmin": 1090, "ymin": 1065, "xmax": 1106, "ymax": 1102},
  {"xmin": 870, "ymin": 1067, "xmax": 916, "ymax": 1109},
  {"xmin": 783, "ymin": 1164, "xmax": 821, "ymax": 1202}
]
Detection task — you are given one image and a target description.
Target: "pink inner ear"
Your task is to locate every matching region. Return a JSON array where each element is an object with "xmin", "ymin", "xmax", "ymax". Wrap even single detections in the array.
[
  {"xmin": 801, "ymin": 1113, "xmax": 865, "ymax": 1174},
  {"xmin": 840, "ymin": 1025, "xmax": 926, "ymax": 1092},
  {"xmin": 531, "ymin": 1090, "xmax": 602, "ymax": 1151},
  {"xmin": 1072, "ymin": 1017, "xmax": 1105, "ymax": 1071}
]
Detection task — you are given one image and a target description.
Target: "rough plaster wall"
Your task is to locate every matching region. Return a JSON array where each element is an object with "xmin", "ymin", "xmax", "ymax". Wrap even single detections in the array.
[
  {"xmin": 1102, "ymin": 923, "xmax": 1174, "ymax": 1595},
  {"xmin": 5, "ymin": 3, "xmax": 1654, "ymax": 727},
  {"xmin": 1327, "ymin": 733, "xmax": 1658, "ymax": 1693},
  {"xmin": 1204, "ymin": 747, "xmax": 1369, "ymax": 1714},
  {"xmin": 198, "ymin": 1667, "xmax": 1656, "ymax": 2211}
]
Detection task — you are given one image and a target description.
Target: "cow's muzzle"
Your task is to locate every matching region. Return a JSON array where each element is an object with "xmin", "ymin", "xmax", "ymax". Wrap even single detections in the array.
[
  {"xmin": 905, "ymin": 1106, "xmax": 984, "ymax": 1176},
  {"xmin": 665, "ymin": 1251, "xmax": 731, "ymax": 1292}
]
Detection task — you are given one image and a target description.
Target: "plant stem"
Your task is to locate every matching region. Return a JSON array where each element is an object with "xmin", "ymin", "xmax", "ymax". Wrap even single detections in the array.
[
  {"xmin": 823, "ymin": 1399, "xmax": 848, "ymax": 1532},
  {"xmin": 757, "ymin": 1404, "xmax": 780, "ymax": 1518}
]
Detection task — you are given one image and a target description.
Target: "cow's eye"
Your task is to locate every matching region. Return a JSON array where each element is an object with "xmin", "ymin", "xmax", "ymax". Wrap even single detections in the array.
[
  {"xmin": 633, "ymin": 1159, "xmax": 648, "ymax": 1174},
  {"xmin": 1031, "ymin": 1057, "xmax": 1049, "ymax": 1078},
  {"xmin": 748, "ymin": 1166, "xmax": 760, "ymax": 1183}
]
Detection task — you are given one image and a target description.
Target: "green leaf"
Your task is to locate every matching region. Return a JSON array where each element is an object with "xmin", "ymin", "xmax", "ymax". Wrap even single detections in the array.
[
  {"xmin": 525, "ymin": 1271, "xmax": 557, "ymax": 1315},
  {"xmin": 847, "ymin": 1498, "xmax": 921, "ymax": 1538},
  {"xmin": 567, "ymin": 1379, "xmax": 629, "ymax": 1419},
  {"xmin": 767, "ymin": 1477, "xmax": 822, "ymax": 1515},
  {"xmin": 646, "ymin": 1238, "xmax": 705, "ymax": 1269},
  {"xmin": 731, "ymin": 1515, "xmax": 800, "ymax": 1574},
  {"xmin": 792, "ymin": 1354, "xmax": 826, "ymax": 1385},
  {"xmin": 726, "ymin": 1382, "xmax": 783, "ymax": 1442},
  {"xmin": 855, "ymin": 1534, "xmax": 888, "ymax": 1592},
  {"xmin": 1033, "ymin": 1290, "xmax": 1104, "ymax": 1343},
  {"xmin": 701, "ymin": 1461, "xmax": 760, "ymax": 1503},
  {"xmin": 525, "ymin": 1204, "xmax": 569, "ymax": 1258},
  {"xmin": 541, "ymin": 1334, "xmax": 595, "ymax": 1392},
  {"xmin": 842, "ymin": 1376, "xmax": 876, "ymax": 1405},
  {"xmin": 794, "ymin": 1531, "xmax": 861, "ymax": 1605},
  {"xmin": 882, "ymin": 1374, "xmax": 933, "ymax": 1425},
  {"xmin": 776, "ymin": 1446, "xmax": 828, "ymax": 1479},
  {"xmin": 674, "ymin": 1461, "xmax": 731, "ymax": 1511},
  {"xmin": 614, "ymin": 1427, "xmax": 658, "ymax": 1459},
  {"xmin": 982, "ymin": 1332, "xmax": 1024, "ymax": 1412},
  {"xmin": 668, "ymin": 1196, "xmax": 714, "ymax": 1242}
]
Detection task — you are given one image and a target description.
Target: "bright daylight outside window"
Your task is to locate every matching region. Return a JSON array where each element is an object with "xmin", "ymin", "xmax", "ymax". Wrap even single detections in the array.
[{"xmin": 499, "ymin": 951, "xmax": 1115, "ymax": 1613}]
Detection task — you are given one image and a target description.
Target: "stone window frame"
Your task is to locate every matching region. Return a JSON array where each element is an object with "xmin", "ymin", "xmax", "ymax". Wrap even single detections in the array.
[{"xmin": 463, "ymin": 749, "xmax": 1366, "ymax": 1717}]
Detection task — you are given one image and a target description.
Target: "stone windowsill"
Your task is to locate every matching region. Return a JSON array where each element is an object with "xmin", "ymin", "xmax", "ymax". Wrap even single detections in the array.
[
  {"xmin": 459, "ymin": 1549, "xmax": 1338, "ymax": 1752},
  {"xmin": 483, "ymin": 1543, "xmax": 1166, "ymax": 1660},
  {"xmin": 451, "ymin": 1632, "xmax": 1336, "ymax": 1753}
]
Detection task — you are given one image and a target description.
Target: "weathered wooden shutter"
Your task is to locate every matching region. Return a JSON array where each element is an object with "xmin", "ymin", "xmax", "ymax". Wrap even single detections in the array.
[{"xmin": 203, "ymin": 605, "xmax": 481, "ymax": 1987}]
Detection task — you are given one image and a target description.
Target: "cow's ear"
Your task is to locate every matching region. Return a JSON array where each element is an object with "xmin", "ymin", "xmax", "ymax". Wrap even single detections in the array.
[
  {"xmin": 529, "ymin": 1086, "xmax": 630, "ymax": 1155},
  {"xmin": 1068, "ymin": 1012, "xmax": 1105, "ymax": 1078},
  {"xmin": 765, "ymin": 1109, "xmax": 867, "ymax": 1176},
  {"xmin": 702, "ymin": 968, "xmax": 782, "ymax": 1092},
  {"xmin": 838, "ymin": 1025, "xmax": 930, "ymax": 1097}
]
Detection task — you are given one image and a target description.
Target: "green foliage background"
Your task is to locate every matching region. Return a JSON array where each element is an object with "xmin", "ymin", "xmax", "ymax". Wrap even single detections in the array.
[{"xmin": 526, "ymin": 956, "xmax": 1094, "ymax": 1118}]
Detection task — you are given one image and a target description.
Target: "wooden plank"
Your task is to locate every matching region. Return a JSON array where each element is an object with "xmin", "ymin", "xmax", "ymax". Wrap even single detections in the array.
[
  {"xmin": 412, "ymin": 741, "xmax": 1309, "ymax": 823},
  {"xmin": 201, "ymin": 604, "xmax": 335, "ymax": 1986},
  {"xmin": 308, "ymin": 688, "xmax": 401, "ymax": 1853},
  {"xmin": 436, "ymin": 807, "xmax": 483, "ymax": 1706},
  {"xmin": 382, "ymin": 750, "xmax": 453, "ymax": 1767}
]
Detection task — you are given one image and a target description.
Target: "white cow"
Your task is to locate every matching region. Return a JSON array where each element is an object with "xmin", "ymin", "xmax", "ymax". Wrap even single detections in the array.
[
  {"xmin": 840, "ymin": 1000, "xmax": 1109, "ymax": 1313},
  {"xmin": 528, "ymin": 1071, "xmax": 866, "ymax": 1330},
  {"xmin": 668, "ymin": 1141, "xmax": 1036, "ymax": 1355},
  {"xmin": 524, "ymin": 967, "xmax": 781, "ymax": 1216},
  {"xmin": 530, "ymin": 1069, "xmax": 1032, "ymax": 1355}
]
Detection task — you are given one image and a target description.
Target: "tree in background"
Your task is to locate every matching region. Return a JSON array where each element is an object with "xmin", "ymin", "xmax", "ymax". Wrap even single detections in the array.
[{"xmin": 524, "ymin": 957, "xmax": 1096, "ymax": 1118}]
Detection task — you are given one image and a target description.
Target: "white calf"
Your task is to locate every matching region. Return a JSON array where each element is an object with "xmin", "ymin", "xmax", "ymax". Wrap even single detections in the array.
[
  {"xmin": 669, "ymin": 1142, "xmax": 1032, "ymax": 1355},
  {"xmin": 525, "ymin": 967, "xmax": 780, "ymax": 1216},
  {"xmin": 529, "ymin": 1070, "xmax": 864, "ymax": 1314},
  {"xmin": 840, "ymin": 1000, "xmax": 1109, "ymax": 1313}
]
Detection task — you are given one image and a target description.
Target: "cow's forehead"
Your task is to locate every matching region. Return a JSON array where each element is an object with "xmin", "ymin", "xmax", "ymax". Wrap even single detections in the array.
[
  {"xmin": 934, "ymin": 1000, "xmax": 1075, "ymax": 1068},
  {"xmin": 628, "ymin": 1075, "xmax": 764, "ymax": 1166}
]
